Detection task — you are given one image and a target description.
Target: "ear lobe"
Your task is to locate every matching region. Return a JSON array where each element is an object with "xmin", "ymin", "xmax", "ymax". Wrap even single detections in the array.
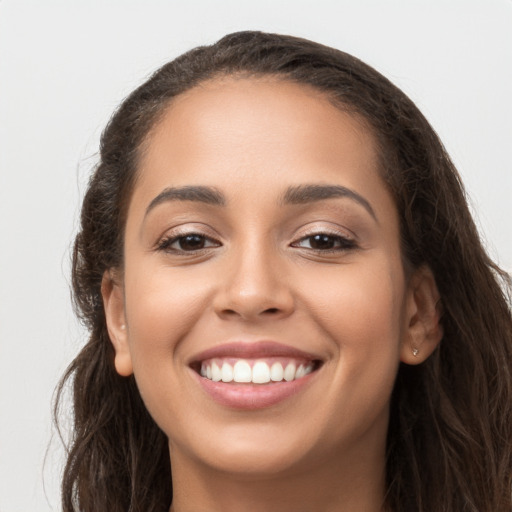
[
  {"xmin": 400, "ymin": 265, "xmax": 443, "ymax": 365},
  {"xmin": 101, "ymin": 270, "xmax": 133, "ymax": 376}
]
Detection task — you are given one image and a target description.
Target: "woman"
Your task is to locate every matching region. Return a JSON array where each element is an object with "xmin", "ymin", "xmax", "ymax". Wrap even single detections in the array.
[{"xmin": 56, "ymin": 31, "xmax": 512, "ymax": 511}]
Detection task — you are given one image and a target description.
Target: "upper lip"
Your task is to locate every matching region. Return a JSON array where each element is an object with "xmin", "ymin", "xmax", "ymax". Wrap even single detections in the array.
[{"xmin": 190, "ymin": 340, "xmax": 322, "ymax": 364}]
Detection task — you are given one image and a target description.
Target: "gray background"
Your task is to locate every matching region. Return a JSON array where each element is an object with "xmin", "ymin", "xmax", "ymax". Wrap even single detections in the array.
[{"xmin": 1, "ymin": 1, "xmax": 511, "ymax": 510}]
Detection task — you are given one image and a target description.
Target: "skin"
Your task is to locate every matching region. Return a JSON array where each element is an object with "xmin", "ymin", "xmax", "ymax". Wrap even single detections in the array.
[{"xmin": 102, "ymin": 77, "xmax": 443, "ymax": 512}]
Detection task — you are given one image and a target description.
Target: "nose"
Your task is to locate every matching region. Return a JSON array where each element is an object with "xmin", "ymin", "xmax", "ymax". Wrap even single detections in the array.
[{"xmin": 213, "ymin": 243, "xmax": 295, "ymax": 322}]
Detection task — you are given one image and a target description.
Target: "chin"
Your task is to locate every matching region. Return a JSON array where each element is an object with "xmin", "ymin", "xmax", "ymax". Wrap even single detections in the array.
[{"xmin": 196, "ymin": 439, "xmax": 316, "ymax": 478}]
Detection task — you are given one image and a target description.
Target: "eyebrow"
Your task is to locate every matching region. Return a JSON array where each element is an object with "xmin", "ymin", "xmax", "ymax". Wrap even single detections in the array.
[
  {"xmin": 145, "ymin": 185, "xmax": 226, "ymax": 217},
  {"xmin": 281, "ymin": 184, "xmax": 377, "ymax": 221},
  {"xmin": 144, "ymin": 183, "xmax": 376, "ymax": 222}
]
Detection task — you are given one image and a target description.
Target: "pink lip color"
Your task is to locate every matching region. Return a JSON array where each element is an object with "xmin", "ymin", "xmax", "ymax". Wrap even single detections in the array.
[
  {"xmin": 189, "ymin": 341, "xmax": 321, "ymax": 410},
  {"xmin": 191, "ymin": 369, "xmax": 317, "ymax": 410},
  {"xmin": 190, "ymin": 340, "xmax": 320, "ymax": 363}
]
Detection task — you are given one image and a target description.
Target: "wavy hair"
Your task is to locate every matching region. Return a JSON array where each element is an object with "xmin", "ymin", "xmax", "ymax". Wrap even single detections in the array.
[{"xmin": 55, "ymin": 31, "xmax": 512, "ymax": 511}]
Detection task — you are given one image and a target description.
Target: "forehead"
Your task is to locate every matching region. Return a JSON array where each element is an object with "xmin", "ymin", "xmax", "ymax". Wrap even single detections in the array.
[
  {"xmin": 151, "ymin": 76, "xmax": 375, "ymax": 155},
  {"xmin": 130, "ymin": 77, "xmax": 392, "ymax": 221}
]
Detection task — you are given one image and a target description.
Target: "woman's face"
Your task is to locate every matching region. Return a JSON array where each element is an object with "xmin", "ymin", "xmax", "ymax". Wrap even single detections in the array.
[{"xmin": 105, "ymin": 77, "xmax": 422, "ymax": 478}]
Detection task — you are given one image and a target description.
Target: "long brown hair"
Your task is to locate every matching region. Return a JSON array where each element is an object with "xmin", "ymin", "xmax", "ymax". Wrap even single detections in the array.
[{"xmin": 55, "ymin": 31, "xmax": 512, "ymax": 511}]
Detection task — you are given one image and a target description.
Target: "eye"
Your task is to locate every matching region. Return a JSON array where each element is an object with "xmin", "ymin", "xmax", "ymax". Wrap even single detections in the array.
[
  {"xmin": 157, "ymin": 233, "xmax": 221, "ymax": 253},
  {"xmin": 292, "ymin": 233, "xmax": 356, "ymax": 251}
]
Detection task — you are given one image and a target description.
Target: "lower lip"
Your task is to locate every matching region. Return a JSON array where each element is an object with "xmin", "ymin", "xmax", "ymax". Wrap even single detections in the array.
[{"xmin": 191, "ymin": 370, "xmax": 318, "ymax": 410}]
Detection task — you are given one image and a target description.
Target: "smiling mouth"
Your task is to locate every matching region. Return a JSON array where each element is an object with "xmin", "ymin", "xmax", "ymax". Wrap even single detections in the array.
[
  {"xmin": 188, "ymin": 341, "xmax": 324, "ymax": 409},
  {"xmin": 193, "ymin": 357, "xmax": 323, "ymax": 384}
]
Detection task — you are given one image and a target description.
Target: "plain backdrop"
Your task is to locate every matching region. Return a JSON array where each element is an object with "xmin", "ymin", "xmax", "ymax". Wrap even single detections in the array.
[{"xmin": 0, "ymin": 1, "xmax": 511, "ymax": 510}]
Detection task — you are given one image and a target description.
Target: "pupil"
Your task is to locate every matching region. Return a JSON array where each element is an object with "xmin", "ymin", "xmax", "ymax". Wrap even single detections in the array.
[
  {"xmin": 180, "ymin": 235, "xmax": 205, "ymax": 250},
  {"xmin": 311, "ymin": 234, "xmax": 334, "ymax": 249}
]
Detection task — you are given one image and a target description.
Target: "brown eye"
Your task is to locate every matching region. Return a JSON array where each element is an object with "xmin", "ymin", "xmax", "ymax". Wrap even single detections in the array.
[
  {"xmin": 293, "ymin": 233, "xmax": 356, "ymax": 251},
  {"xmin": 308, "ymin": 234, "xmax": 337, "ymax": 250},
  {"xmin": 178, "ymin": 234, "xmax": 207, "ymax": 251},
  {"xmin": 157, "ymin": 233, "xmax": 221, "ymax": 253}
]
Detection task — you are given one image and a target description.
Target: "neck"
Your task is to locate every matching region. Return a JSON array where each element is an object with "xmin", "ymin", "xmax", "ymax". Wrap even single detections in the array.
[{"xmin": 168, "ymin": 442, "xmax": 387, "ymax": 512}]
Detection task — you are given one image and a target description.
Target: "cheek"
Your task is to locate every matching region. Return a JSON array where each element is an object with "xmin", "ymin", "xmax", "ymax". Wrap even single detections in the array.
[
  {"xmin": 299, "ymin": 257, "xmax": 406, "ymax": 396},
  {"xmin": 123, "ymin": 263, "xmax": 214, "ymax": 369},
  {"xmin": 121, "ymin": 265, "xmax": 216, "ymax": 431},
  {"xmin": 302, "ymin": 259, "xmax": 405, "ymax": 343},
  {"xmin": 298, "ymin": 261, "xmax": 405, "ymax": 442}
]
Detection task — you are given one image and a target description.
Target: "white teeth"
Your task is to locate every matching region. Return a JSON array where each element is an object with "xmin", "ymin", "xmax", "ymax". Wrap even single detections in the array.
[
  {"xmin": 200, "ymin": 359, "xmax": 315, "ymax": 384},
  {"xmin": 270, "ymin": 362, "xmax": 284, "ymax": 382},
  {"xmin": 233, "ymin": 360, "xmax": 252, "ymax": 383},
  {"xmin": 221, "ymin": 362, "xmax": 234, "ymax": 382},
  {"xmin": 295, "ymin": 364, "xmax": 305, "ymax": 379},
  {"xmin": 252, "ymin": 361, "xmax": 271, "ymax": 383},
  {"xmin": 283, "ymin": 362, "xmax": 296, "ymax": 382},
  {"xmin": 211, "ymin": 362, "xmax": 222, "ymax": 382}
]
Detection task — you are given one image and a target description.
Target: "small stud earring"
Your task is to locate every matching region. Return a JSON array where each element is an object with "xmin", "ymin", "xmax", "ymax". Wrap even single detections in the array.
[
  {"xmin": 121, "ymin": 324, "xmax": 126, "ymax": 330},
  {"xmin": 412, "ymin": 347, "xmax": 419, "ymax": 357}
]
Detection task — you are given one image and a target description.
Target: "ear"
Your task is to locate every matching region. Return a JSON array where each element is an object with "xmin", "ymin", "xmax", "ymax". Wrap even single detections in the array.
[
  {"xmin": 400, "ymin": 265, "xmax": 443, "ymax": 365},
  {"xmin": 101, "ymin": 270, "xmax": 133, "ymax": 376}
]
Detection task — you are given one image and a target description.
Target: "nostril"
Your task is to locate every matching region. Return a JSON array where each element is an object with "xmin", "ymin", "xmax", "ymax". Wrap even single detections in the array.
[{"xmin": 219, "ymin": 306, "xmax": 283, "ymax": 320}]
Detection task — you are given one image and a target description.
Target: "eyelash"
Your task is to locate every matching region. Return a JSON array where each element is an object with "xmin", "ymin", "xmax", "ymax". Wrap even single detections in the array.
[
  {"xmin": 156, "ymin": 230, "xmax": 357, "ymax": 255},
  {"xmin": 291, "ymin": 232, "xmax": 357, "ymax": 253},
  {"xmin": 156, "ymin": 232, "xmax": 221, "ymax": 253}
]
